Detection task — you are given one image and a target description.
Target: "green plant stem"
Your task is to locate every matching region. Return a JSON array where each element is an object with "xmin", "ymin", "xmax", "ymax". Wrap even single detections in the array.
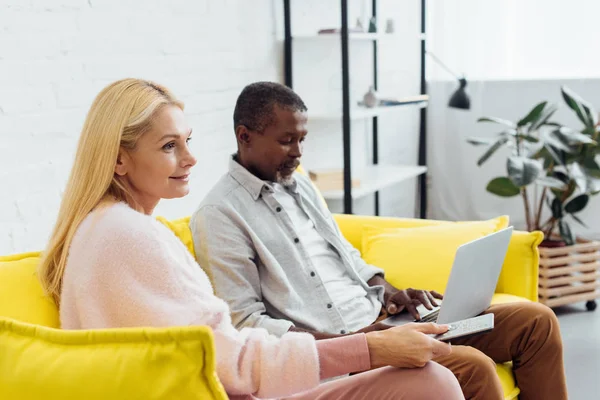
[
  {"xmin": 544, "ymin": 218, "xmax": 557, "ymax": 240},
  {"xmin": 522, "ymin": 187, "xmax": 532, "ymax": 231},
  {"xmin": 534, "ymin": 187, "xmax": 547, "ymax": 231}
]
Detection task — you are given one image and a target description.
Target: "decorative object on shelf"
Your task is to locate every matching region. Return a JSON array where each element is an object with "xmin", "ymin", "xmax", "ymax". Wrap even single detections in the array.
[
  {"xmin": 426, "ymin": 51, "xmax": 470, "ymax": 110},
  {"xmin": 308, "ymin": 169, "xmax": 361, "ymax": 192},
  {"xmin": 317, "ymin": 27, "xmax": 363, "ymax": 34},
  {"xmin": 355, "ymin": 17, "xmax": 365, "ymax": 32},
  {"xmin": 467, "ymin": 86, "xmax": 600, "ymax": 310},
  {"xmin": 357, "ymin": 94, "xmax": 429, "ymax": 109},
  {"xmin": 385, "ymin": 19, "xmax": 395, "ymax": 33},
  {"xmin": 362, "ymin": 86, "xmax": 378, "ymax": 108},
  {"xmin": 368, "ymin": 16, "xmax": 377, "ymax": 33}
]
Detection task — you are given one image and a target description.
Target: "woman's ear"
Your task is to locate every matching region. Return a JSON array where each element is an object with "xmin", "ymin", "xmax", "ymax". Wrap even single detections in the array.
[{"xmin": 114, "ymin": 150, "xmax": 129, "ymax": 176}]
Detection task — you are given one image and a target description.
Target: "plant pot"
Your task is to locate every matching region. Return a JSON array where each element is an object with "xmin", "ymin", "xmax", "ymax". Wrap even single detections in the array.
[{"xmin": 538, "ymin": 236, "xmax": 600, "ymax": 310}]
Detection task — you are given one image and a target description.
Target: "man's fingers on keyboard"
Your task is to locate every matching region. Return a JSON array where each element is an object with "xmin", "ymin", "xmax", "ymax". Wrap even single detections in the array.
[
  {"xmin": 426, "ymin": 291, "xmax": 439, "ymax": 307},
  {"xmin": 416, "ymin": 291, "xmax": 433, "ymax": 310},
  {"xmin": 431, "ymin": 290, "xmax": 444, "ymax": 300},
  {"xmin": 406, "ymin": 303, "xmax": 420, "ymax": 320}
]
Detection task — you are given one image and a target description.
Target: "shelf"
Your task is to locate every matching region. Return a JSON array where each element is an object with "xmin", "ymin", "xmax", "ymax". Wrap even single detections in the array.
[
  {"xmin": 310, "ymin": 100, "xmax": 428, "ymax": 120},
  {"xmin": 320, "ymin": 165, "xmax": 427, "ymax": 200},
  {"xmin": 293, "ymin": 32, "xmax": 398, "ymax": 41}
]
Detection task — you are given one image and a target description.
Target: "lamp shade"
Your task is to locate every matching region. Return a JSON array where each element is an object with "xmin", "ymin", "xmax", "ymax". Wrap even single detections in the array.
[{"xmin": 448, "ymin": 78, "xmax": 470, "ymax": 110}]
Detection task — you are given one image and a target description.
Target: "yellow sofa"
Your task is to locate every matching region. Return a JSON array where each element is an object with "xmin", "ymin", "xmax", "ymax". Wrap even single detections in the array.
[{"xmin": 0, "ymin": 214, "xmax": 542, "ymax": 400}]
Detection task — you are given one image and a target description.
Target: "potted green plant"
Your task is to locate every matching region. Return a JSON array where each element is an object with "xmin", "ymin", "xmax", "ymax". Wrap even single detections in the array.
[
  {"xmin": 468, "ymin": 86, "xmax": 600, "ymax": 245},
  {"xmin": 468, "ymin": 86, "xmax": 600, "ymax": 310}
]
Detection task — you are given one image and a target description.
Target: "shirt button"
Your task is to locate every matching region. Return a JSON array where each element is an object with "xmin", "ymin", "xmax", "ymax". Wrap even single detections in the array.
[
  {"xmin": 340, "ymin": 330, "xmax": 346, "ymax": 334},
  {"xmin": 327, "ymin": 303, "xmax": 332, "ymax": 309},
  {"xmin": 310, "ymin": 271, "xmax": 316, "ymax": 277},
  {"xmin": 294, "ymin": 238, "xmax": 299, "ymax": 243},
  {"xmin": 276, "ymin": 207, "xmax": 282, "ymax": 212}
]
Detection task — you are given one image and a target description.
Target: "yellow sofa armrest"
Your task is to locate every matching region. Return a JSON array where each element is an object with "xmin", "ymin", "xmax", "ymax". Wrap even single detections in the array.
[{"xmin": 333, "ymin": 213, "xmax": 541, "ymax": 302}]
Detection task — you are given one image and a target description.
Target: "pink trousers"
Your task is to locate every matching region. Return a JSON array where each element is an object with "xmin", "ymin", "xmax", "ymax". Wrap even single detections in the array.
[{"xmin": 229, "ymin": 361, "xmax": 464, "ymax": 400}]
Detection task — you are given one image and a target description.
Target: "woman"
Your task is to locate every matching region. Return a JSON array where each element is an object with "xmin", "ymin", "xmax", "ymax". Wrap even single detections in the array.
[{"xmin": 38, "ymin": 79, "xmax": 464, "ymax": 399}]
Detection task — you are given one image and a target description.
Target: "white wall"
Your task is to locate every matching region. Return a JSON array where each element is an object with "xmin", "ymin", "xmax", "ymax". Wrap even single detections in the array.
[
  {"xmin": 0, "ymin": 0, "xmax": 423, "ymax": 254},
  {"xmin": 428, "ymin": 0, "xmax": 600, "ymax": 81},
  {"xmin": 0, "ymin": 0, "xmax": 281, "ymax": 254}
]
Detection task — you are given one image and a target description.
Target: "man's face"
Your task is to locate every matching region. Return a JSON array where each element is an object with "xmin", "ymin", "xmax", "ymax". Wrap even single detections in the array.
[{"xmin": 239, "ymin": 105, "xmax": 308, "ymax": 185}]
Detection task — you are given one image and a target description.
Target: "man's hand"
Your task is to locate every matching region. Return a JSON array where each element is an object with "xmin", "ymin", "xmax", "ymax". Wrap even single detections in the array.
[
  {"xmin": 367, "ymin": 275, "xmax": 443, "ymax": 321},
  {"xmin": 386, "ymin": 288, "xmax": 443, "ymax": 320}
]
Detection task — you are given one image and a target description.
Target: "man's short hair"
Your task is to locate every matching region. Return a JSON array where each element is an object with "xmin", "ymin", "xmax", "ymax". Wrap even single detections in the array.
[{"xmin": 233, "ymin": 82, "xmax": 307, "ymax": 132}]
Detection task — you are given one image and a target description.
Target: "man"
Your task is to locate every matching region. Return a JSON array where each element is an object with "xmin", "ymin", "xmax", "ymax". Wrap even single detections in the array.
[{"xmin": 191, "ymin": 81, "xmax": 567, "ymax": 400}]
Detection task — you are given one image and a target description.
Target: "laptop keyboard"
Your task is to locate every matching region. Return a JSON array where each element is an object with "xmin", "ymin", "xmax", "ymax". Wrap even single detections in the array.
[{"xmin": 417, "ymin": 309, "xmax": 440, "ymax": 323}]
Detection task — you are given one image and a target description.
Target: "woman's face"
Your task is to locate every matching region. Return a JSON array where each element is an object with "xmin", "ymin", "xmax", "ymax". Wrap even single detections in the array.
[{"xmin": 115, "ymin": 105, "xmax": 196, "ymax": 214}]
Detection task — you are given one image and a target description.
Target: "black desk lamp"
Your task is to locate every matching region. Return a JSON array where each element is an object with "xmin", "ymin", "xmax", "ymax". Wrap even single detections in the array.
[{"xmin": 427, "ymin": 51, "xmax": 471, "ymax": 110}]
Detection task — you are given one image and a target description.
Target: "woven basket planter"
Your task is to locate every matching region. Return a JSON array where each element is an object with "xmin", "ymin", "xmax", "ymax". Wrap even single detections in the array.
[{"xmin": 538, "ymin": 238, "xmax": 600, "ymax": 310}]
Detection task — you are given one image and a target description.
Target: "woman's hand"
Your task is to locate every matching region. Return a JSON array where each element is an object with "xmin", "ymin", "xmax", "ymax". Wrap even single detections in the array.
[{"xmin": 365, "ymin": 323, "xmax": 452, "ymax": 369}]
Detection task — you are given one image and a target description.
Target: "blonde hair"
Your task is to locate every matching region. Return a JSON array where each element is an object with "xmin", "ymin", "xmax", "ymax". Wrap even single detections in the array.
[{"xmin": 39, "ymin": 78, "xmax": 183, "ymax": 305}]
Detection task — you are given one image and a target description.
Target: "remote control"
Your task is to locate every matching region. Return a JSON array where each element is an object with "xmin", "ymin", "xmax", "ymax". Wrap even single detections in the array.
[{"xmin": 431, "ymin": 313, "xmax": 494, "ymax": 342}]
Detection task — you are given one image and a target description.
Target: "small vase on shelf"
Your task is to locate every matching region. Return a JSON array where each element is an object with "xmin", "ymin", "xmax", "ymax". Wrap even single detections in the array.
[{"xmin": 363, "ymin": 86, "xmax": 378, "ymax": 108}]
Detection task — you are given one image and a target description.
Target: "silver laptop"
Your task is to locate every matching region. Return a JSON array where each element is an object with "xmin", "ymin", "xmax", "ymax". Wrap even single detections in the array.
[{"xmin": 382, "ymin": 226, "xmax": 513, "ymax": 326}]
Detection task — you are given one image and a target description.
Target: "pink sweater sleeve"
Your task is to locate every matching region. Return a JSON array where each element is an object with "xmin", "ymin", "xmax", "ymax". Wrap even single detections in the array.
[{"xmin": 316, "ymin": 334, "xmax": 371, "ymax": 379}]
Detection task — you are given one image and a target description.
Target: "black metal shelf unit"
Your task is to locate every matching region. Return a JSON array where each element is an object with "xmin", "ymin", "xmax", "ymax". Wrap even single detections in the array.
[{"xmin": 283, "ymin": 0, "xmax": 428, "ymax": 218}]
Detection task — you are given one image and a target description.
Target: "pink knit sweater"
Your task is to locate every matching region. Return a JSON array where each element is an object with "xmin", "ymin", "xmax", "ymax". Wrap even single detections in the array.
[{"xmin": 60, "ymin": 203, "xmax": 371, "ymax": 398}]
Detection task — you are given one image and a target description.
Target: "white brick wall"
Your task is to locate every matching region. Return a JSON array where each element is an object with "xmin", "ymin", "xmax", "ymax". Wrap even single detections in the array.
[{"xmin": 0, "ymin": 0, "xmax": 422, "ymax": 255}]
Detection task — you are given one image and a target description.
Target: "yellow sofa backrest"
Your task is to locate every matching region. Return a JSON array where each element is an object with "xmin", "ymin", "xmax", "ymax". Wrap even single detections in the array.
[{"xmin": 0, "ymin": 252, "xmax": 59, "ymax": 328}]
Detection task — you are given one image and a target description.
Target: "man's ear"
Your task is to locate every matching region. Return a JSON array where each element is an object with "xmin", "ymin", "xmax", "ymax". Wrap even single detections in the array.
[
  {"xmin": 235, "ymin": 125, "xmax": 252, "ymax": 146},
  {"xmin": 114, "ymin": 150, "xmax": 129, "ymax": 176}
]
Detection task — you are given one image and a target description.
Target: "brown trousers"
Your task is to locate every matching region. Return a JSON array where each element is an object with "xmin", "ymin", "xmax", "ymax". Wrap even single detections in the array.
[{"xmin": 422, "ymin": 302, "xmax": 567, "ymax": 400}]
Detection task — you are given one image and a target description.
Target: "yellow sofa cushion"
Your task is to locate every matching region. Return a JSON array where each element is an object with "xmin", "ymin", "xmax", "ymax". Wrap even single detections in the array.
[
  {"xmin": 362, "ymin": 217, "xmax": 509, "ymax": 293},
  {"xmin": 157, "ymin": 215, "xmax": 196, "ymax": 257},
  {"xmin": 494, "ymin": 230, "xmax": 543, "ymax": 301},
  {"xmin": 0, "ymin": 253, "xmax": 59, "ymax": 328},
  {"xmin": 0, "ymin": 317, "xmax": 227, "ymax": 400}
]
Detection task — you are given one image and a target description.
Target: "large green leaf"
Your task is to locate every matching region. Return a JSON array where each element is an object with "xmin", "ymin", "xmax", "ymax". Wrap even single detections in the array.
[
  {"xmin": 583, "ymin": 157, "xmax": 600, "ymax": 178},
  {"xmin": 589, "ymin": 178, "xmax": 600, "ymax": 194},
  {"xmin": 486, "ymin": 177, "xmax": 521, "ymax": 197},
  {"xmin": 545, "ymin": 130, "xmax": 576, "ymax": 153},
  {"xmin": 581, "ymin": 101, "xmax": 598, "ymax": 129},
  {"xmin": 478, "ymin": 117, "xmax": 517, "ymax": 129},
  {"xmin": 551, "ymin": 197, "xmax": 563, "ymax": 219},
  {"xmin": 554, "ymin": 127, "xmax": 596, "ymax": 145},
  {"xmin": 477, "ymin": 136, "xmax": 509, "ymax": 166},
  {"xmin": 571, "ymin": 162, "xmax": 588, "ymax": 193},
  {"xmin": 559, "ymin": 220, "xmax": 575, "ymax": 246},
  {"xmin": 529, "ymin": 105, "xmax": 558, "ymax": 132},
  {"xmin": 571, "ymin": 213, "xmax": 589, "ymax": 228},
  {"xmin": 517, "ymin": 101, "xmax": 547, "ymax": 127},
  {"xmin": 516, "ymin": 134, "xmax": 539, "ymax": 143},
  {"xmin": 551, "ymin": 174, "xmax": 576, "ymax": 199},
  {"xmin": 562, "ymin": 86, "xmax": 589, "ymax": 127},
  {"xmin": 536, "ymin": 176, "xmax": 567, "ymax": 190},
  {"xmin": 564, "ymin": 194, "xmax": 589, "ymax": 214},
  {"xmin": 466, "ymin": 137, "xmax": 494, "ymax": 146},
  {"xmin": 507, "ymin": 156, "xmax": 542, "ymax": 187},
  {"xmin": 544, "ymin": 144, "xmax": 565, "ymax": 165}
]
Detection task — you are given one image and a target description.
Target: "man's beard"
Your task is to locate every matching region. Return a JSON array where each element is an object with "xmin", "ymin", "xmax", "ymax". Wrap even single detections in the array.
[{"xmin": 275, "ymin": 171, "xmax": 295, "ymax": 187}]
